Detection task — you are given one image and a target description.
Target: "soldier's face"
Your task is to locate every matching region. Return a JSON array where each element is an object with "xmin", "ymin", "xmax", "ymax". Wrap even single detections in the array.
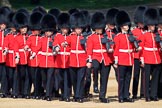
[
  {"xmin": 32, "ymin": 30, "xmax": 40, "ymax": 35},
  {"xmin": 121, "ymin": 25, "xmax": 129, "ymax": 32},
  {"xmin": 0, "ymin": 24, "xmax": 6, "ymax": 30},
  {"xmin": 45, "ymin": 31, "xmax": 53, "ymax": 37},
  {"xmin": 75, "ymin": 28, "xmax": 83, "ymax": 35},
  {"xmin": 137, "ymin": 23, "xmax": 144, "ymax": 28},
  {"xmin": 148, "ymin": 25, "xmax": 155, "ymax": 32},
  {"xmin": 107, "ymin": 24, "xmax": 115, "ymax": 30},
  {"xmin": 158, "ymin": 24, "xmax": 162, "ymax": 30},
  {"xmin": 20, "ymin": 27, "xmax": 27, "ymax": 34},
  {"xmin": 11, "ymin": 27, "xmax": 16, "ymax": 33},
  {"xmin": 61, "ymin": 28, "xmax": 69, "ymax": 35},
  {"xmin": 95, "ymin": 29, "xmax": 103, "ymax": 34}
]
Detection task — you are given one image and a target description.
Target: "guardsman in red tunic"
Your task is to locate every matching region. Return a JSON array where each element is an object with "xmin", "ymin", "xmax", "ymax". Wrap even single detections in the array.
[
  {"xmin": 157, "ymin": 8, "xmax": 162, "ymax": 98},
  {"xmin": 53, "ymin": 13, "xmax": 71, "ymax": 102},
  {"xmin": 24, "ymin": 11, "xmax": 43, "ymax": 99},
  {"xmin": 87, "ymin": 12, "xmax": 113, "ymax": 103},
  {"xmin": 80, "ymin": 10, "xmax": 93, "ymax": 98},
  {"xmin": 131, "ymin": 6, "xmax": 147, "ymax": 99},
  {"xmin": 140, "ymin": 8, "xmax": 161, "ymax": 102},
  {"xmin": 105, "ymin": 8, "xmax": 119, "ymax": 83},
  {"xmin": 2, "ymin": 12, "xmax": 17, "ymax": 98},
  {"xmin": 67, "ymin": 12, "xmax": 87, "ymax": 103},
  {"xmin": 114, "ymin": 10, "xmax": 140, "ymax": 103},
  {"xmin": 30, "ymin": 14, "xmax": 57, "ymax": 101},
  {"xmin": 0, "ymin": 6, "xmax": 11, "ymax": 98},
  {"xmin": 13, "ymin": 11, "xmax": 30, "ymax": 98}
]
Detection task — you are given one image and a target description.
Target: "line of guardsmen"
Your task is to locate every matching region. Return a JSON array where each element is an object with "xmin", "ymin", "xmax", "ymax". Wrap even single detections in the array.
[{"xmin": 0, "ymin": 5, "xmax": 162, "ymax": 103}]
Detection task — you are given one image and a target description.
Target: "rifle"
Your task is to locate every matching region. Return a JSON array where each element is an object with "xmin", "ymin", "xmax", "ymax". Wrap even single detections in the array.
[
  {"xmin": 155, "ymin": 32, "xmax": 162, "ymax": 51},
  {"xmin": 128, "ymin": 32, "xmax": 141, "ymax": 51},
  {"xmin": 80, "ymin": 31, "xmax": 92, "ymax": 50},
  {"xmin": 101, "ymin": 32, "xmax": 114, "ymax": 51}
]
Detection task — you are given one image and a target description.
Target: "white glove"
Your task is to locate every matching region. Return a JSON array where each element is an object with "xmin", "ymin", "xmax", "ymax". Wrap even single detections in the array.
[
  {"xmin": 108, "ymin": 48, "xmax": 114, "ymax": 53},
  {"xmin": 3, "ymin": 48, "xmax": 8, "ymax": 55},
  {"xmin": 30, "ymin": 52, "xmax": 36, "ymax": 60},
  {"xmin": 24, "ymin": 45, "xmax": 29, "ymax": 51}
]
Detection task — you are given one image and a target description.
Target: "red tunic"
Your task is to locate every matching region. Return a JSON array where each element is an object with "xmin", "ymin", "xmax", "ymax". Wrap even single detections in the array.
[
  {"xmin": 67, "ymin": 32, "xmax": 87, "ymax": 67},
  {"xmin": 4, "ymin": 33, "xmax": 17, "ymax": 67},
  {"xmin": 140, "ymin": 31, "xmax": 161, "ymax": 64},
  {"xmin": 113, "ymin": 33, "xmax": 135, "ymax": 66},
  {"xmin": 53, "ymin": 33, "xmax": 70, "ymax": 68},
  {"xmin": 14, "ymin": 33, "xmax": 29, "ymax": 65},
  {"xmin": 86, "ymin": 33, "xmax": 112, "ymax": 66},
  {"xmin": 34, "ymin": 36, "xmax": 55, "ymax": 68},
  {"xmin": 26, "ymin": 35, "xmax": 41, "ymax": 67},
  {"xmin": 0, "ymin": 30, "xmax": 6, "ymax": 63},
  {"xmin": 131, "ymin": 27, "xmax": 144, "ymax": 59}
]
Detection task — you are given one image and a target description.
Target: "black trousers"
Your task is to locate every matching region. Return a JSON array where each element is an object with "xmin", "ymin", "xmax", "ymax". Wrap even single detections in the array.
[
  {"xmin": 16, "ymin": 65, "xmax": 30, "ymax": 96},
  {"xmin": 132, "ymin": 59, "xmax": 144, "ymax": 97},
  {"xmin": 93, "ymin": 60, "xmax": 111, "ymax": 99},
  {"xmin": 41, "ymin": 68, "xmax": 54, "ymax": 97},
  {"xmin": 28, "ymin": 66, "xmax": 42, "ymax": 96},
  {"xmin": 144, "ymin": 64, "xmax": 160, "ymax": 98},
  {"xmin": 118, "ymin": 65, "xmax": 132, "ymax": 100},
  {"xmin": 3, "ymin": 66, "xmax": 17, "ymax": 95},
  {"xmin": 70, "ymin": 67, "xmax": 86, "ymax": 99},
  {"xmin": 58, "ymin": 68, "xmax": 71, "ymax": 99},
  {"xmin": 84, "ymin": 68, "xmax": 92, "ymax": 95},
  {"xmin": 158, "ymin": 64, "xmax": 162, "ymax": 98},
  {"xmin": 0, "ymin": 63, "xmax": 7, "ymax": 94}
]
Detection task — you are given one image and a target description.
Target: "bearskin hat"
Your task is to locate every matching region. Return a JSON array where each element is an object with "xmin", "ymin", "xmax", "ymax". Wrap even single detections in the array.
[
  {"xmin": 144, "ymin": 8, "xmax": 158, "ymax": 25},
  {"xmin": 7, "ymin": 12, "xmax": 15, "ymax": 28},
  {"xmin": 68, "ymin": 8, "xmax": 79, "ymax": 15},
  {"xmin": 80, "ymin": 10, "xmax": 91, "ymax": 26},
  {"xmin": 13, "ymin": 12, "xmax": 29, "ymax": 29},
  {"xmin": 0, "ymin": 6, "xmax": 12, "ymax": 24},
  {"xmin": 106, "ymin": 8, "xmax": 119, "ymax": 25},
  {"xmin": 32, "ymin": 6, "xmax": 47, "ymax": 15},
  {"xmin": 0, "ymin": 6, "xmax": 11, "ymax": 16},
  {"xmin": 41, "ymin": 13, "xmax": 57, "ymax": 32},
  {"xmin": 17, "ymin": 8, "xmax": 30, "ymax": 17},
  {"xmin": 90, "ymin": 12, "xmax": 106, "ymax": 30},
  {"xmin": 70, "ymin": 11, "xmax": 86, "ymax": 29},
  {"xmin": 29, "ymin": 11, "xmax": 43, "ymax": 30},
  {"xmin": 134, "ymin": 5, "xmax": 147, "ymax": 24},
  {"xmin": 158, "ymin": 8, "xmax": 162, "ymax": 24},
  {"xmin": 115, "ymin": 10, "xmax": 131, "ymax": 27},
  {"xmin": 58, "ymin": 13, "xmax": 70, "ymax": 29},
  {"xmin": 48, "ymin": 8, "xmax": 61, "ymax": 18}
]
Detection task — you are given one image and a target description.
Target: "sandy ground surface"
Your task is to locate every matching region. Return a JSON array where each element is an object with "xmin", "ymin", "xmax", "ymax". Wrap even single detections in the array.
[
  {"xmin": 0, "ymin": 67, "xmax": 162, "ymax": 108},
  {"xmin": 1, "ymin": 2, "xmax": 162, "ymax": 108}
]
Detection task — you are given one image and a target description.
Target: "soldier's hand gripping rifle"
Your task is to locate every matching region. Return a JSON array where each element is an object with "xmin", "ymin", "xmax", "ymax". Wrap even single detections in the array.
[
  {"xmin": 101, "ymin": 32, "xmax": 114, "ymax": 52},
  {"xmin": 155, "ymin": 32, "xmax": 162, "ymax": 51},
  {"xmin": 80, "ymin": 31, "xmax": 92, "ymax": 50},
  {"xmin": 128, "ymin": 32, "xmax": 141, "ymax": 52}
]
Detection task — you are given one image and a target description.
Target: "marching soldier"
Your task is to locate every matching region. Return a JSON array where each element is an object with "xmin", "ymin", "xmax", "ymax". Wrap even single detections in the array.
[
  {"xmin": 30, "ymin": 13, "xmax": 57, "ymax": 101},
  {"xmin": 24, "ymin": 11, "xmax": 43, "ymax": 99},
  {"xmin": 157, "ymin": 8, "xmax": 162, "ymax": 99},
  {"xmin": 13, "ymin": 11, "xmax": 30, "ymax": 98},
  {"xmin": 87, "ymin": 12, "xmax": 113, "ymax": 103},
  {"xmin": 114, "ymin": 10, "xmax": 141, "ymax": 103},
  {"xmin": 80, "ymin": 10, "xmax": 93, "ymax": 98},
  {"xmin": 131, "ymin": 5, "xmax": 147, "ymax": 99},
  {"xmin": 0, "ymin": 6, "xmax": 11, "ymax": 98},
  {"xmin": 2, "ymin": 12, "xmax": 17, "ymax": 98},
  {"xmin": 105, "ymin": 8, "xmax": 119, "ymax": 82},
  {"xmin": 53, "ymin": 13, "xmax": 71, "ymax": 102},
  {"xmin": 67, "ymin": 12, "xmax": 87, "ymax": 103},
  {"xmin": 140, "ymin": 8, "xmax": 161, "ymax": 102}
]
